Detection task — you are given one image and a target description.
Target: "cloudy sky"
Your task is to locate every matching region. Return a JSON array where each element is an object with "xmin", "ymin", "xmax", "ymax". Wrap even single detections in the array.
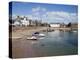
[{"xmin": 10, "ymin": 2, "xmax": 78, "ymax": 24}]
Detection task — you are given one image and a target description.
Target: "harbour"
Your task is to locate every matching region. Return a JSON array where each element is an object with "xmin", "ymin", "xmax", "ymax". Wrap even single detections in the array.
[
  {"xmin": 10, "ymin": 27, "xmax": 78, "ymax": 58},
  {"xmin": 9, "ymin": 2, "xmax": 78, "ymax": 58}
]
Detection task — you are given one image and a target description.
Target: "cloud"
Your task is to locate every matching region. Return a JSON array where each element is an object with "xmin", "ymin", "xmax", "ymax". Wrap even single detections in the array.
[
  {"xmin": 31, "ymin": 7, "xmax": 47, "ymax": 20},
  {"xmin": 32, "ymin": 7, "xmax": 40, "ymax": 12},
  {"xmin": 43, "ymin": 11, "xmax": 78, "ymax": 23},
  {"xmin": 26, "ymin": 11, "xmax": 77, "ymax": 24},
  {"xmin": 12, "ymin": 6, "xmax": 77, "ymax": 24},
  {"xmin": 42, "ymin": 8, "xmax": 46, "ymax": 11},
  {"xmin": 26, "ymin": 15, "xmax": 39, "ymax": 20},
  {"xmin": 32, "ymin": 7, "xmax": 46, "ymax": 12}
]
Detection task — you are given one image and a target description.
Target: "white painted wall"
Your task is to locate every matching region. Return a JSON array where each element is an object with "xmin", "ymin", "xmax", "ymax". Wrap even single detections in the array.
[
  {"xmin": 14, "ymin": 17, "xmax": 29, "ymax": 26},
  {"xmin": 14, "ymin": 21, "xmax": 20, "ymax": 25},
  {"xmin": 21, "ymin": 20, "xmax": 29, "ymax": 26},
  {"xmin": 21, "ymin": 17, "xmax": 29, "ymax": 26},
  {"xmin": 50, "ymin": 24, "xmax": 60, "ymax": 27}
]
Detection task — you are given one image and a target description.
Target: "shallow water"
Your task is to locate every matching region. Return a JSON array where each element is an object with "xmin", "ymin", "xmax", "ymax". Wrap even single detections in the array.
[{"xmin": 12, "ymin": 30, "xmax": 78, "ymax": 58}]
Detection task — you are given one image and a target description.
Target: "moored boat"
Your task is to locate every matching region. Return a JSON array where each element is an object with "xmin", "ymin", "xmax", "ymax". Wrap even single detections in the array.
[
  {"xmin": 27, "ymin": 36, "xmax": 37, "ymax": 40},
  {"xmin": 38, "ymin": 33, "xmax": 45, "ymax": 37},
  {"xmin": 32, "ymin": 32, "xmax": 45, "ymax": 37}
]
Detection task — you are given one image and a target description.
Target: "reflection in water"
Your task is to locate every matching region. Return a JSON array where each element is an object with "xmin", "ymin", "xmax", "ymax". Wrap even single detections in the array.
[
  {"xmin": 12, "ymin": 30, "xmax": 78, "ymax": 58},
  {"xmin": 32, "ymin": 30, "xmax": 78, "ymax": 56}
]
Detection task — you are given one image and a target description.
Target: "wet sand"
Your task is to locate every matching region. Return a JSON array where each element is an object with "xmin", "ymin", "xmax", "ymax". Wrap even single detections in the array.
[
  {"xmin": 12, "ymin": 37, "xmax": 45, "ymax": 58},
  {"xmin": 11, "ymin": 27, "xmax": 48, "ymax": 58},
  {"xmin": 11, "ymin": 27, "xmax": 48, "ymax": 39}
]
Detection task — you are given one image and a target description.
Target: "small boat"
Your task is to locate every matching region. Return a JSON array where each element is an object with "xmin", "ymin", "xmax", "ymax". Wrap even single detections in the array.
[
  {"xmin": 38, "ymin": 33, "xmax": 45, "ymax": 37},
  {"xmin": 27, "ymin": 36, "xmax": 37, "ymax": 40},
  {"xmin": 32, "ymin": 32, "xmax": 45, "ymax": 37}
]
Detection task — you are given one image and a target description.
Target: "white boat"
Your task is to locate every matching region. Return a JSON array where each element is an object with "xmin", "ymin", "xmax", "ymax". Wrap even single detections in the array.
[
  {"xmin": 27, "ymin": 36, "xmax": 37, "ymax": 40},
  {"xmin": 38, "ymin": 33, "xmax": 45, "ymax": 37},
  {"xmin": 32, "ymin": 32, "xmax": 45, "ymax": 37}
]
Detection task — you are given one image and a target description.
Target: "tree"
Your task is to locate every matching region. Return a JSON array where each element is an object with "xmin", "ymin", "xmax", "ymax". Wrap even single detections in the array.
[{"xmin": 67, "ymin": 22, "xmax": 71, "ymax": 27}]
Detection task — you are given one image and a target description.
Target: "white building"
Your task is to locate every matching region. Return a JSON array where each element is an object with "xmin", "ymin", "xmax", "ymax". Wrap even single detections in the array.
[
  {"xmin": 13, "ymin": 16, "xmax": 29, "ymax": 26},
  {"xmin": 21, "ymin": 17, "xmax": 29, "ymax": 26},
  {"xmin": 14, "ymin": 21, "xmax": 20, "ymax": 26},
  {"xmin": 50, "ymin": 23, "xmax": 60, "ymax": 28}
]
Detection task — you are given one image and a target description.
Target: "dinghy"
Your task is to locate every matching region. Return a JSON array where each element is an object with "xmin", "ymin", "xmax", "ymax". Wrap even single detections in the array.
[
  {"xmin": 27, "ymin": 36, "xmax": 37, "ymax": 40},
  {"xmin": 32, "ymin": 32, "xmax": 45, "ymax": 37}
]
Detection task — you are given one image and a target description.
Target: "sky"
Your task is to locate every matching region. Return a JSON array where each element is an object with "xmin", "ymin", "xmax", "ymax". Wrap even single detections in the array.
[{"xmin": 9, "ymin": 1, "xmax": 78, "ymax": 24}]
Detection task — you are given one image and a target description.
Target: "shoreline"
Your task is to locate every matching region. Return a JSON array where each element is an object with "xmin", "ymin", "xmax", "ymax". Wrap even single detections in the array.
[{"xmin": 10, "ymin": 27, "xmax": 78, "ymax": 39}]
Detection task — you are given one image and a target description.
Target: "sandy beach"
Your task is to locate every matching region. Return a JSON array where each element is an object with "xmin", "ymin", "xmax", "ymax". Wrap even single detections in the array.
[{"xmin": 11, "ymin": 27, "xmax": 48, "ymax": 39}]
